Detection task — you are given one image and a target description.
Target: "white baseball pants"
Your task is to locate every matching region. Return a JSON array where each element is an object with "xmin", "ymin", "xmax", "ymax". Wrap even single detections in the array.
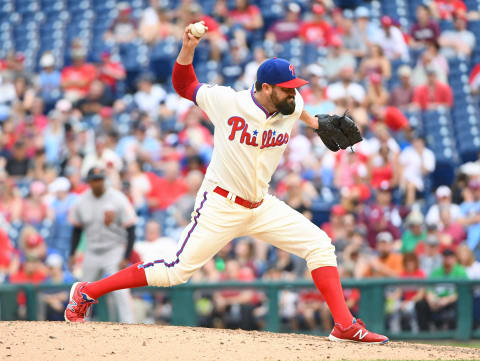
[{"xmin": 141, "ymin": 183, "xmax": 337, "ymax": 287}]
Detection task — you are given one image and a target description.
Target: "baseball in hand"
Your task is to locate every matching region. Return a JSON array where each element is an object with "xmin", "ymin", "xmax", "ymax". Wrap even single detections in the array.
[{"xmin": 190, "ymin": 22, "xmax": 206, "ymax": 38}]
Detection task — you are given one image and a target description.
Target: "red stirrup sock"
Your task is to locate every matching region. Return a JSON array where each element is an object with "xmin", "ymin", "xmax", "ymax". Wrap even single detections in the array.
[
  {"xmin": 311, "ymin": 266, "xmax": 354, "ymax": 328},
  {"xmin": 82, "ymin": 262, "xmax": 148, "ymax": 300}
]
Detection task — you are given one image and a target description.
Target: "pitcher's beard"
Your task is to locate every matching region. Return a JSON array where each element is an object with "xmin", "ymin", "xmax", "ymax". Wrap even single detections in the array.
[{"xmin": 273, "ymin": 96, "xmax": 295, "ymax": 115}]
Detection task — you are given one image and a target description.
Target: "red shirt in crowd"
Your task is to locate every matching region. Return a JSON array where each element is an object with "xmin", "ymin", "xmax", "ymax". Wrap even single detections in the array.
[
  {"xmin": 61, "ymin": 63, "xmax": 97, "ymax": 97},
  {"xmin": 229, "ymin": 5, "xmax": 261, "ymax": 30},
  {"xmin": 299, "ymin": 20, "xmax": 332, "ymax": 46},
  {"xmin": 98, "ymin": 60, "xmax": 126, "ymax": 89},
  {"xmin": 434, "ymin": 0, "xmax": 467, "ymax": 19},
  {"xmin": 371, "ymin": 164, "xmax": 394, "ymax": 189},
  {"xmin": 146, "ymin": 172, "xmax": 188, "ymax": 211},
  {"xmin": 413, "ymin": 81, "xmax": 453, "ymax": 110}
]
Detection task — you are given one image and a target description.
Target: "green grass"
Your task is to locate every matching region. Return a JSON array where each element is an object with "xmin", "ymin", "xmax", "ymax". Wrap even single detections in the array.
[{"xmin": 410, "ymin": 339, "xmax": 480, "ymax": 348}]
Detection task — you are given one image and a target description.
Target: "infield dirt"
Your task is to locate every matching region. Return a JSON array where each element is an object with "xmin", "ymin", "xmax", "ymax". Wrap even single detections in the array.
[{"xmin": 1, "ymin": 321, "xmax": 479, "ymax": 361}]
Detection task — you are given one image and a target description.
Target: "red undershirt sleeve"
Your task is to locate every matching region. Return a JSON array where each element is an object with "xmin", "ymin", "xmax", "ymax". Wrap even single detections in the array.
[{"xmin": 172, "ymin": 61, "xmax": 202, "ymax": 105}]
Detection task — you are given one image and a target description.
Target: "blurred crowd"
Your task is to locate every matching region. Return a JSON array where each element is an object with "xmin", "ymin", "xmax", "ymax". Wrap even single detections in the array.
[{"xmin": 1, "ymin": 0, "xmax": 480, "ymax": 333}]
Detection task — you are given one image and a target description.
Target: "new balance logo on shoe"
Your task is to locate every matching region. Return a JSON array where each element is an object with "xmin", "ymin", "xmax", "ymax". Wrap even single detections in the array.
[{"xmin": 353, "ymin": 329, "xmax": 368, "ymax": 340}]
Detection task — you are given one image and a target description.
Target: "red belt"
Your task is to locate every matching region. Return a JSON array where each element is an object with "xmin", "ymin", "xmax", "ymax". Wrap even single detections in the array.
[{"xmin": 213, "ymin": 186, "xmax": 263, "ymax": 209}]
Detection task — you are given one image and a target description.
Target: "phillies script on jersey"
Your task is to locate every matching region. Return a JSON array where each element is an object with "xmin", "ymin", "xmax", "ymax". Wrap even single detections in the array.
[{"xmin": 227, "ymin": 116, "xmax": 289, "ymax": 148}]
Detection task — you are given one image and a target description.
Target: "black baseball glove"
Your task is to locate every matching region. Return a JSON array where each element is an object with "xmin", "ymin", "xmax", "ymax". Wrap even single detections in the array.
[{"xmin": 314, "ymin": 111, "xmax": 362, "ymax": 152}]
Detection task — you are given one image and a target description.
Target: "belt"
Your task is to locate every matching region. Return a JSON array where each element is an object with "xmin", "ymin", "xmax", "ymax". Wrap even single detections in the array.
[{"xmin": 213, "ymin": 186, "xmax": 263, "ymax": 209}]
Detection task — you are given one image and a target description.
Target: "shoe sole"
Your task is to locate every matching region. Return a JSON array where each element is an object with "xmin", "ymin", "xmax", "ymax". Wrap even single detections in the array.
[
  {"xmin": 328, "ymin": 334, "xmax": 389, "ymax": 344},
  {"xmin": 64, "ymin": 282, "xmax": 80, "ymax": 322}
]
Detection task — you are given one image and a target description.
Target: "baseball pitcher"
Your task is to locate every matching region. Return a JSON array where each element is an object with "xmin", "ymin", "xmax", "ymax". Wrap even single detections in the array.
[{"xmin": 65, "ymin": 22, "xmax": 388, "ymax": 344}]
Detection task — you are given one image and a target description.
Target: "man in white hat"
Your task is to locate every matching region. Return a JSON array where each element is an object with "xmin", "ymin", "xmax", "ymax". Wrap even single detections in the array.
[{"xmin": 425, "ymin": 185, "xmax": 461, "ymax": 226}]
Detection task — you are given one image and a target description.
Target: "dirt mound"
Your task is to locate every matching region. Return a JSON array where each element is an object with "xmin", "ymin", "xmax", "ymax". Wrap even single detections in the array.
[{"xmin": 0, "ymin": 321, "xmax": 478, "ymax": 361}]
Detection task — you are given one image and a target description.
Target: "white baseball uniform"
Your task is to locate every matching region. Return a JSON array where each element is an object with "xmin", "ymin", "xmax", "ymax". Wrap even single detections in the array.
[{"xmin": 141, "ymin": 84, "xmax": 336, "ymax": 287}]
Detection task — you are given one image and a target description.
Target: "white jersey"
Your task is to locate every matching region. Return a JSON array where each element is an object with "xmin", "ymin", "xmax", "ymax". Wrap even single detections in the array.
[{"xmin": 194, "ymin": 84, "xmax": 304, "ymax": 202}]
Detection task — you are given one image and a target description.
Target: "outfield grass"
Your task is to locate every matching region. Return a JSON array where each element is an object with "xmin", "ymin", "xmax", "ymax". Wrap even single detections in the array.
[{"xmin": 411, "ymin": 339, "xmax": 480, "ymax": 348}]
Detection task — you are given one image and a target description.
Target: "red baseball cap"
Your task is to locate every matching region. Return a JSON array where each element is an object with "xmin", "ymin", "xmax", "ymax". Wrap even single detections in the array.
[
  {"xmin": 381, "ymin": 15, "xmax": 393, "ymax": 27},
  {"xmin": 257, "ymin": 58, "xmax": 308, "ymax": 88},
  {"xmin": 331, "ymin": 205, "xmax": 346, "ymax": 216}
]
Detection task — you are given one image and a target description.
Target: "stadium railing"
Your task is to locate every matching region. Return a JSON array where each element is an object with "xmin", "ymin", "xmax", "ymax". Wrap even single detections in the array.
[{"xmin": 0, "ymin": 279, "xmax": 479, "ymax": 341}]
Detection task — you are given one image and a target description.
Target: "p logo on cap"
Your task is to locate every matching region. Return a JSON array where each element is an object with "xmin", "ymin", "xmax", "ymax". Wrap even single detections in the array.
[{"xmin": 257, "ymin": 58, "xmax": 308, "ymax": 88}]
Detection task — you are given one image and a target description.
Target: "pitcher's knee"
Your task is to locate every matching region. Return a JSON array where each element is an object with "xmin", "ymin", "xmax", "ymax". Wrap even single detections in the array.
[
  {"xmin": 305, "ymin": 242, "xmax": 337, "ymax": 270},
  {"xmin": 143, "ymin": 264, "xmax": 193, "ymax": 287}
]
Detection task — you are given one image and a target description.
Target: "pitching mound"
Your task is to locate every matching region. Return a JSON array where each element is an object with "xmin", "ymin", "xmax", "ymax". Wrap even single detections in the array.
[{"xmin": 1, "ymin": 321, "xmax": 478, "ymax": 361}]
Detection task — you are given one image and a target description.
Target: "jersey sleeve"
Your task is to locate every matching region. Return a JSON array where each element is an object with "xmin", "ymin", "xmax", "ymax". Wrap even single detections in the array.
[
  {"xmin": 68, "ymin": 199, "xmax": 83, "ymax": 227},
  {"xmin": 194, "ymin": 84, "xmax": 236, "ymax": 126}
]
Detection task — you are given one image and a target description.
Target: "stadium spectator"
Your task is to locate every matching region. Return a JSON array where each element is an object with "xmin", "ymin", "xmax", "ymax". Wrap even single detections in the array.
[
  {"xmin": 412, "ymin": 41, "xmax": 449, "ymax": 86},
  {"xmin": 376, "ymin": 16, "xmax": 409, "ymax": 62},
  {"xmin": 36, "ymin": 52, "xmax": 61, "ymax": 112},
  {"xmin": 340, "ymin": 9, "xmax": 367, "ymax": 58},
  {"xmin": 367, "ymin": 142, "xmax": 399, "ymax": 190},
  {"xmin": 456, "ymin": 244, "xmax": 480, "ymax": 327},
  {"xmin": 134, "ymin": 220, "xmax": 177, "ymax": 262},
  {"xmin": 410, "ymin": 5, "xmax": 440, "ymax": 47},
  {"xmin": 104, "ymin": 2, "xmax": 138, "ymax": 44},
  {"xmin": 322, "ymin": 36, "xmax": 356, "ymax": 81},
  {"xmin": 415, "ymin": 248, "xmax": 468, "ymax": 330},
  {"xmin": 399, "ymin": 135, "xmax": 436, "ymax": 205},
  {"xmin": 40, "ymin": 253, "xmax": 74, "ymax": 321},
  {"xmin": 61, "ymin": 42, "xmax": 97, "ymax": 102},
  {"xmin": 413, "ymin": 67, "xmax": 453, "ymax": 110},
  {"xmin": 299, "ymin": 4, "xmax": 332, "ymax": 46},
  {"xmin": 359, "ymin": 44, "xmax": 392, "ymax": 81},
  {"xmin": 98, "ymin": 52, "xmax": 126, "ymax": 96},
  {"xmin": 401, "ymin": 210, "xmax": 427, "ymax": 254},
  {"xmin": 360, "ymin": 180, "xmax": 404, "ymax": 248},
  {"xmin": 134, "ymin": 72, "xmax": 167, "ymax": 120},
  {"xmin": 459, "ymin": 179, "xmax": 480, "ymax": 260},
  {"xmin": 359, "ymin": 231, "xmax": 403, "ymax": 277},
  {"xmin": 81, "ymin": 135, "xmax": 123, "ymax": 178},
  {"xmin": 326, "ymin": 66, "xmax": 366, "ymax": 105},
  {"xmin": 20, "ymin": 181, "xmax": 52, "ymax": 227},
  {"xmin": 228, "ymin": 0, "xmax": 263, "ymax": 32},
  {"xmin": 354, "ymin": 6, "xmax": 380, "ymax": 45},
  {"xmin": 437, "ymin": 204, "xmax": 466, "ymax": 248},
  {"xmin": 417, "ymin": 235, "xmax": 443, "ymax": 276},
  {"xmin": 426, "ymin": 186, "xmax": 462, "ymax": 226},
  {"xmin": 213, "ymin": 259, "xmax": 262, "ymax": 330},
  {"xmin": 266, "ymin": 2, "xmax": 302, "ymax": 43},
  {"xmin": 301, "ymin": 64, "xmax": 334, "ymax": 115},
  {"xmin": 365, "ymin": 74, "xmax": 389, "ymax": 108},
  {"xmin": 282, "ymin": 172, "xmax": 317, "ymax": 219},
  {"xmin": 389, "ymin": 66, "xmax": 415, "ymax": 110},
  {"xmin": 146, "ymin": 160, "xmax": 188, "ymax": 217},
  {"xmin": 439, "ymin": 11, "xmax": 475, "ymax": 58},
  {"xmin": 5, "ymin": 140, "xmax": 31, "ymax": 178},
  {"xmin": 387, "ymin": 253, "xmax": 425, "ymax": 332},
  {"xmin": 77, "ymin": 80, "xmax": 115, "ymax": 116},
  {"xmin": 139, "ymin": 0, "xmax": 178, "ymax": 44}
]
